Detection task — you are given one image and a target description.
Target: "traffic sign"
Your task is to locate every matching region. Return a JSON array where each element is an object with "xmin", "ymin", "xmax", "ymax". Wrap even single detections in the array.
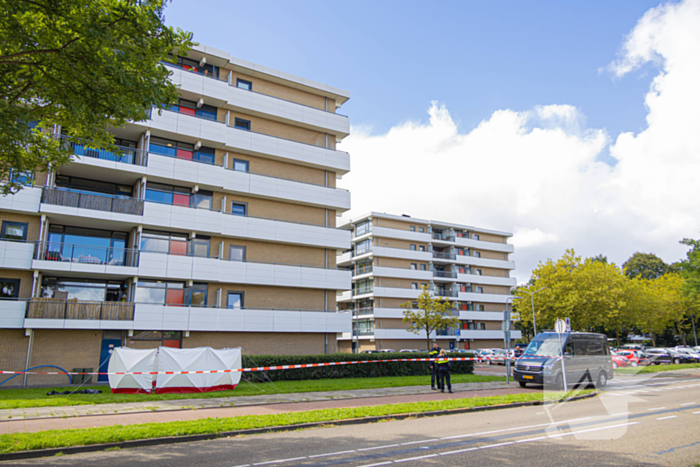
[
  {"xmin": 501, "ymin": 320, "xmax": 510, "ymax": 332},
  {"xmin": 565, "ymin": 317, "xmax": 571, "ymax": 332},
  {"xmin": 554, "ymin": 319, "xmax": 566, "ymax": 334}
]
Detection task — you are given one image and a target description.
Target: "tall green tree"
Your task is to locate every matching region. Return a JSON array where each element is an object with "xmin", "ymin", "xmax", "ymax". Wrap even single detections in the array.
[
  {"xmin": 0, "ymin": 0, "xmax": 192, "ymax": 193},
  {"xmin": 678, "ymin": 238, "xmax": 700, "ymax": 301},
  {"xmin": 401, "ymin": 286, "xmax": 459, "ymax": 351},
  {"xmin": 623, "ymin": 252, "xmax": 673, "ymax": 280}
]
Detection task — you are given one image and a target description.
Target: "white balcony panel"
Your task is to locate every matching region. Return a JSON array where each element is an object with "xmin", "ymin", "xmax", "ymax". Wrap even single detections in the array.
[
  {"xmin": 455, "ymin": 237, "xmax": 515, "ymax": 253},
  {"xmin": 458, "ymin": 311, "xmax": 506, "ymax": 321},
  {"xmin": 454, "ymin": 255, "xmax": 516, "ymax": 270},
  {"xmin": 40, "ymin": 203, "xmax": 143, "ymax": 225},
  {"xmin": 0, "ymin": 241, "xmax": 34, "ymax": 270},
  {"xmin": 458, "ymin": 274, "xmax": 517, "ymax": 287},
  {"xmin": 23, "ymin": 318, "xmax": 135, "ymax": 330},
  {"xmin": 170, "ymin": 67, "xmax": 349, "ymax": 137},
  {"xmin": 372, "ymin": 267, "xmax": 433, "ymax": 281},
  {"xmin": 372, "ymin": 287, "xmax": 420, "ymax": 299},
  {"xmin": 137, "ymin": 252, "xmax": 350, "ymax": 289},
  {"xmin": 0, "ymin": 186, "xmax": 42, "ymax": 214},
  {"xmin": 32, "ymin": 259, "xmax": 138, "ymax": 277},
  {"xmin": 184, "ymin": 307, "xmax": 349, "ymax": 333},
  {"xmin": 372, "ymin": 307, "xmax": 407, "ymax": 319},
  {"xmin": 367, "ymin": 227, "xmax": 431, "ymax": 243},
  {"xmin": 371, "ymin": 246, "xmax": 433, "ymax": 262},
  {"xmin": 142, "ymin": 203, "xmax": 349, "ymax": 249},
  {"xmin": 336, "ymin": 251, "xmax": 352, "ymax": 266},
  {"xmin": 458, "ymin": 292, "xmax": 511, "ymax": 304},
  {"xmin": 0, "ymin": 301, "xmax": 27, "ymax": 328},
  {"xmin": 337, "ymin": 290, "xmax": 352, "ymax": 302}
]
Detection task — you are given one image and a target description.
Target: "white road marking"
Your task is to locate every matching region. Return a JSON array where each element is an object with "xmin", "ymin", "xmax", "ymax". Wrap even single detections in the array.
[
  {"xmin": 656, "ymin": 416, "xmax": 677, "ymax": 421},
  {"xmin": 358, "ymin": 462, "xmax": 392, "ymax": 467},
  {"xmin": 253, "ymin": 458, "xmax": 306, "ymax": 466},
  {"xmin": 393, "ymin": 454, "xmax": 437, "ymax": 463},
  {"xmin": 647, "ymin": 407, "xmax": 666, "ymax": 411},
  {"xmin": 680, "ymin": 402, "xmax": 696, "ymax": 406},
  {"xmin": 693, "ymin": 411, "xmax": 700, "ymax": 415},
  {"xmin": 308, "ymin": 450, "xmax": 356, "ymax": 458},
  {"xmin": 480, "ymin": 441, "xmax": 515, "ymax": 449},
  {"xmin": 439, "ymin": 447, "xmax": 480, "ymax": 455},
  {"xmin": 440, "ymin": 418, "xmax": 592, "ymax": 441},
  {"xmin": 358, "ymin": 444, "xmax": 400, "ymax": 452},
  {"xmin": 608, "ymin": 412, "xmax": 631, "ymax": 416},
  {"xmin": 400, "ymin": 439, "xmax": 439, "ymax": 446}
]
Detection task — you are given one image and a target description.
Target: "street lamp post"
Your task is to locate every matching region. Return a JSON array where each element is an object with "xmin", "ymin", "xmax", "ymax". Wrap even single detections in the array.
[{"xmin": 521, "ymin": 287, "xmax": 546, "ymax": 338}]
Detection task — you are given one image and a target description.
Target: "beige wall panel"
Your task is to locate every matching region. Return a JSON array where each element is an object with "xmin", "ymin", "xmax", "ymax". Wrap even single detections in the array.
[
  {"xmin": 482, "ymin": 303, "xmax": 506, "ymax": 312},
  {"xmin": 378, "ymin": 278, "xmax": 417, "ymax": 289},
  {"xmin": 229, "ymin": 111, "xmax": 325, "ymax": 147},
  {"xmin": 375, "ymin": 218, "xmax": 426, "ymax": 231},
  {"xmin": 481, "ymin": 285, "xmax": 510, "ymax": 295},
  {"xmin": 379, "ymin": 298, "xmax": 412, "ymax": 308},
  {"xmin": 183, "ymin": 331, "xmax": 328, "ymax": 355},
  {"xmin": 26, "ymin": 330, "xmax": 103, "ymax": 386},
  {"xmin": 377, "ymin": 258, "xmax": 429, "ymax": 270},
  {"xmin": 0, "ymin": 213, "xmax": 41, "ymax": 242},
  {"xmin": 213, "ymin": 191, "xmax": 327, "ymax": 226},
  {"xmin": 477, "ymin": 267, "xmax": 508, "ymax": 278},
  {"xmin": 476, "ymin": 233, "xmax": 507, "ymax": 244},
  {"xmin": 374, "ymin": 238, "xmax": 428, "ymax": 250},
  {"xmin": 209, "ymin": 236, "xmax": 327, "ymax": 267},
  {"xmin": 216, "ymin": 149, "xmax": 329, "ymax": 186},
  {"xmin": 228, "ymin": 71, "xmax": 328, "ymax": 110},
  {"xmin": 0, "ymin": 330, "xmax": 28, "ymax": 379},
  {"xmin": 470, "ymin": 339, "xmax": 506, "ymax": 349},
  {"xmin": 475, "ymin": 250, "xmax": 506, "ymax": 260},
  {"xmin": 380, "ymin": 318, "xmax": 411, "ymax": 330},
  {"xmin": 206, "ymin": 283, "xmax": 327, "ymax": 310}
]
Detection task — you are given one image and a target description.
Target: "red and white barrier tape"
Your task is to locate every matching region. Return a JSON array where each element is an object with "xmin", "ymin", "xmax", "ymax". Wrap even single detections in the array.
[{"xmin": 0, "ymin": 355, "xmax": 558, "ymax": 376}]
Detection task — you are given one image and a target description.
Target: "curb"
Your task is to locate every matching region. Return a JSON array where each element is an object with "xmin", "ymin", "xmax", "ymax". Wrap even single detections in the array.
[{"xmin": 0, "ymin": 392, "xmax": 597, "ymax": 461}]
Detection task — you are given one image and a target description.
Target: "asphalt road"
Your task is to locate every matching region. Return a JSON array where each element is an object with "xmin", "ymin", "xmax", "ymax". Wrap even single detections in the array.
[{"xmin": 4, "ymin": 375, "xmax": 700, "ymax": 467}]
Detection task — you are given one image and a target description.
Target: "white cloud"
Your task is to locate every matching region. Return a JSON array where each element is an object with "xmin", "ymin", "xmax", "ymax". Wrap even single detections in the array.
[{"xmin": 338, "ymin": 0, "xmax": 700, "ymax": 283}]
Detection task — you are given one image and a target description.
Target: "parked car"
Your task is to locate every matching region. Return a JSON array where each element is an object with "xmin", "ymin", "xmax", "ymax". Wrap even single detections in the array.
[
  {"xmin": 473, "ymin": 349, "xmax": 494, "ymax": 365},
  {"xmin": 513, "ymin": 332, "xmax": 613, "ymax": 389},
  {"xmin": 611, "ymin": 355, "xmax": 628, "ymax": 369},
  {"xmin": 399, "ymin": 349, "xmax": 420, "ymax": 353},
  {"xmin": 361, "ymin": 350, "xmax": 379, "ymax": 354},
  {"xmin": 379, "ymin": 349, "xmax": 396, "ymax": 353},
  {"xmin": 492, "ymin": 349, "xmax": 515, "ymax": 365},
  {"xmin": 672, "ymin": 347, "xmax": 700, "ymax": 362},
  {"xmin": 614, "ymin": 350, "xmax": 649, "ymax": 367},
  {"xmin": 645, "ymin": 348, "xmax": 674, "ymax": 365}
]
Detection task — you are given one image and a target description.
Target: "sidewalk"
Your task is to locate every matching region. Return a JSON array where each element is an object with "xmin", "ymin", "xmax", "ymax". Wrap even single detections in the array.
[{"xmin": 0, "ymin": 381, "xmax": 529, "ymax": 434}]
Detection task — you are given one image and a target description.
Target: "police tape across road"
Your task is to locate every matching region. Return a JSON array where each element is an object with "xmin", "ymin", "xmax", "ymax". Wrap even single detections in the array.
[{"xmin": 0, "ymin": 355, "xmax": 560, "ymax": 376}]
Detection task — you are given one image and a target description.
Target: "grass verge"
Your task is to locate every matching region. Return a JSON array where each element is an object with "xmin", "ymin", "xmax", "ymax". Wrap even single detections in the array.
[
  {"xmin": 0, "ymin": 374, "xmax": 504, "ymax": 410},
  {"xmin": 0, "ymin": 390, "xmax": 593, "ymax": 454},
  {"xmin": 615, "ymin": 363, "xmax": 700, "ymax": 374}
]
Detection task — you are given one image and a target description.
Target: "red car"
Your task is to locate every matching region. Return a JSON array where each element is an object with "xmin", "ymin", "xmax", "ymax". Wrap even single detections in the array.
[
  {"xmin": 611, "ymin": 355, "xmax": 628, "ymax": 369},
  {"xmin": 615, "ymin": 350, "xmax": 648, "ymax": 367}
]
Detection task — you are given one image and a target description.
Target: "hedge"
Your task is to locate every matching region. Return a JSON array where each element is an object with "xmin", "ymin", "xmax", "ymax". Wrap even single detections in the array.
[{"xmin": 241, "ymin": 352, "xmax": 474, "ymax": 382}]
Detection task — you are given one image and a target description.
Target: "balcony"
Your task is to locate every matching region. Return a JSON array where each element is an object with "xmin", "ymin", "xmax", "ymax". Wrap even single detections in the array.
[
  {"xmin": 353, "ymin": 286, "xmax": 374, "ymax": 296},
  {"xmin": 432, "ymin": 234, "xmax": 455, "ymax": 242},
  {"xmin": 433, "ymin": 251, "xmax": 456, "ymax": 260},
  {"xmin": 134, "ymin": 304, "xmax": 350, "ymax": 333},
  {"xmin": 433, "ymin": 289, "xmax": 458, "ymax": 297},
  {"xmin": 33, "ymin": 242, "xmax": 139, "ymax": 276},
  {"xmin": 59, "ymin": 134, "xmax": 147, "ymax": 166},
  {"xmin": 26, "ymin": 299, "xmax": 135, "ymax": 320},
  {"xmin": 354, "ymin": 265, "xmax": 373, "ymax": 276},
  {"xmin": 433, "ymin": 270, "xmax": 457, "ymax": 279},
  {"xmin": 0, "ymin": 185, "xmax": 42, "ymax": 213},
  {"xmin": 370, "ymin": 246, "xmax": 432, "ymax": 262},
  {"xmin": 371, "ymin": 266, "xmax": 432, "ymax": 281},
  {"xmin": 41, "ymin": 187, "xmax": 144, "ymax": 216},
  {"xmin": 353, "ymin": 306, "xmax": 374, "ymax": 316},
  {"xmin": 373, "ymin": 329, "xmax": 522, "ymax": 340},
  {"xmin": 364, "ymin": 226, "xmax": 430, "ymax": 243}
]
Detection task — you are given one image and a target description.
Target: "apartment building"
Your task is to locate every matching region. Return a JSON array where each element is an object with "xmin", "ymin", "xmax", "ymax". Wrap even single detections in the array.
[
  {"xmin": 337, "ymin": 213, "xmax": 520, "ymax": 352},
  {"xmin": 0, "ymin": 44, "xmax": 352, "ymax": 385}
]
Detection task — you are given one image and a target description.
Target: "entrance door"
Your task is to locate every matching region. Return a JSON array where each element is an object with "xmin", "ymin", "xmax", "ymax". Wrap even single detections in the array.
[{"xmin": 98, "ymin": 338, "xmax": 122, "ymax": 382}]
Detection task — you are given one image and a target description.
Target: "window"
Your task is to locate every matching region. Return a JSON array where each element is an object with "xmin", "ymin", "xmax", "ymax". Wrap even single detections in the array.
[
  {"xmin": 0, "ymin": 279, "xmax": 20, "ymax": 299},
  {"xmin": 474, "ymin": 269, "xmax": 482, "ymax": 276},
  {"xmin": 420, "ymin": 264, "xmax": 427, "ymax": 271},
  {"xmin": 231, "ymin": 202, "xmax": 247, "ymax": 216},
  {"xmin": 41, "ymin": 278, "xmax": 127, "ymax": 302},
  {"xmin": 421, "ymin": 283, "xmax": 428, "ymax": 288},
  {"xmin": 409, "ymin": 225, "xmax": 415, "ymax": 232},
  {"xmin": 187, "ymin": 283, "xmax": 208, "ymax": 307},
  {"xmin": 56, "ymin": 176, "xmax": 132, "ymax": 197},
  {"xmin": 189, "ymin": 237, "xmax": 210, "ymax": 257},
  {"xmin": 145, "ymin": 183, "xmax": 191, "ymax": 206},
  {"xmin": 475, "ymin": 304, "xmax": 485, "ymax": 311},
  {"xmin": 135, "ymin": 281, "xmax": 185, "ymax": 306},
  {"xmin": 419, "ymin": 245, "xmax": 426, "ymax": 252},
  {"xmin": 227, "ymin": 292, "xmax": 244, "ymax": 309},
  {"xmin": 234, "ymin": 118, "xmax": 251, "ymax": 131},
  {"xmin": 1, "ymin": 221, "xmax": 28, "ymax": 242},
  {"xmin": 47, "ymin": 225, "xmax": 128, "ymax": 265},
  {"xmin": 473, "ymin": 251, "xmax": 481, "ymax": 258},
  {"xmin": 411, "ymin": 282, "xmax": 418, "ymax": 289},
  {"xmin": 410, "ymin": 263, "xmax": 417, "ymax": 270},
  {"xmin": 229, "ymin": 245, "xmax": 246, "ymax": 261},
  {"xmin": 355, "ymin": 279, "xmax": 373, "ymax": 294},
  {"xmin": 141, "ymin": 230, "xmax": 188, "ymax": 255},
  {"xmin": 356, "ymin": 221, "xmax": 371, "ymax": 237},
  {"xmin": 475, "ymin": 286, "xmax": 484, "ymax": 293},
  {"xmin": 471, "ymin": 233, "xmax": 480, "ymax": 240},
  {"xmin": 410, "ymin": 244, "xmax": 416, "ymax": 251},
  {"xmin": 236, "ymin": 79, "xmax": 252, "ymax": 91},
  {"xmin": 232, "ymin": 158, "xmax": 249, "ymax": 172},
  {"xmin": 193, "ymin": 190, "xmax": 213, "ymax": 210},
  {"xmin": 418, "ymin": 227, "xmax": 425, "ymax": 233},
  {"xmin": 355, "ymin": 239, "xmax": 371, "ymax": 255}
]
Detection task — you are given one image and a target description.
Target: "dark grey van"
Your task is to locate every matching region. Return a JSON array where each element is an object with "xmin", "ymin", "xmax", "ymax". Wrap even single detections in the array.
[{"xmin": 514, "ymin": 332, "xmax": 613, "ymax": 389}]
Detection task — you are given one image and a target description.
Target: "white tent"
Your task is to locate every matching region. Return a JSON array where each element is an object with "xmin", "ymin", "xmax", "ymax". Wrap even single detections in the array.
[
  {"xmin": 154, "ymin": 347, "xmax": 242, "ymax": 394},
  {"xmin": 107, "ymin": 347, "xmax": 158, "ymax": 394}
]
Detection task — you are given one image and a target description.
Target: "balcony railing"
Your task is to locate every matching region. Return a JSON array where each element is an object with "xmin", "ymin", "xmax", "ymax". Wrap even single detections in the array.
[
  {"xmin": 59, "ymin": 134, "xmax": 147, "ymax": 166},
  {"xmin": 352, "ymin": 328, "xmax": 375, "ymax": 336},
  {"xmin": 354, "ymin": 287, "xmax": 374, "ymax": 295},
  {"xmin": 432, "ymin": 234, "xmax": 455, "ymax": 242},
  {"xmin": 433, "ymin": 270, "xmax": 457, "ymax": 278},
  {"xmin": 42, "ymin": 187, "xmax": 144, "ymax": 216},
  {"xmin": 354, "ymin": 248, "xmax": 372, "ymax": 257},
  {"xmin": 436, "ymin": 328, "xmax": 458, "ymax": 336},
  {"xmin": 26, "ymin": 299, "xmax": 135, "ymax": 320},
  {"xmin": 433, "ymin": 251, "xmax": 456, "ymax": 260},
  {"xmin": 355, "ymin": 266, "xmax": 373, "ymax": 275},
  {"xmin": 34, "ymin": 242, "xmax": 139, "ymax": 267},
  {"xmin": 353, "ymin": 307, "xmax": 374, "ymax": 316},
  {"xmin": 433, "ymin": 289, "xmax": 459, "ymax": 297}
]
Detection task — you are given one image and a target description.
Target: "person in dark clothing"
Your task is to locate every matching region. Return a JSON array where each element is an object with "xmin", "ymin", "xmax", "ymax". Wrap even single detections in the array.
[
  {"xmin": 437, "ymin": 350, "xmax": 453, "ymax": 393},
  {"xmin": 429, "ymin": 342, "xmax": 441, "ymax": 390}
]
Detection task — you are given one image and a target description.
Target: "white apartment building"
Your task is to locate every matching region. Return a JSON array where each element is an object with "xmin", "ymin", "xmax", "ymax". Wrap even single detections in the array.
[
  {"xmin": 0, "ymin": 44, "xmax": 352, "ymax": 385},
  {"xmin": 337, "ymin": 212, "xmax": 520, "ymax": 352}
]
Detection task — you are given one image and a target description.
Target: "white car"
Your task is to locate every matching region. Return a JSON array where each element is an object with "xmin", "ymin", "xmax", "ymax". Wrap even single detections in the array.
[
  {"xmin": 399, "ymin": 349, "xmax": 420, "ymax": 353},
  {"xmin": 674, "ymin": 347, "xmax": 700, "ymax": 361}
]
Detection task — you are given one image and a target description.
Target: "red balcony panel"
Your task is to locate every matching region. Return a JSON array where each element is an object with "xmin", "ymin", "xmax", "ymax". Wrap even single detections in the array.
[
  {"xmin": 176, "ymin": 149, "xmax": 193, "ymax": 160},
  {"xmin": 173, "ymin": 193, "xmax": 190, "ymax": 207}
]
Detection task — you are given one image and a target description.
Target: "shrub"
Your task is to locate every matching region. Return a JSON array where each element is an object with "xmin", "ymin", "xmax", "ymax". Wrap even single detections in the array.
[{"xmin": 241, "ymin": 352, "xmax": 474, "ymax": 382}]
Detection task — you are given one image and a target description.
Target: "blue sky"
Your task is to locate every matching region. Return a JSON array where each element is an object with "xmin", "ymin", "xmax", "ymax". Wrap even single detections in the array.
[{"xmin": 166, "ymin": 0, "xmax": 660, "ymax": 142}]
